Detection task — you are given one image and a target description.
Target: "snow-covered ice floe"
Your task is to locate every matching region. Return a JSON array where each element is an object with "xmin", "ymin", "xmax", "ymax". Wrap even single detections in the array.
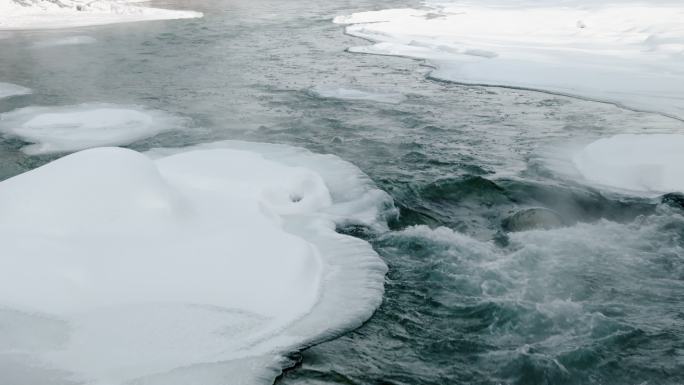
[
  {"xmin": 0, "ymin": 82, "xmax": 31, "ymax": 99},
  {"xmin": 334, "ymin": 3, "xmax": 684, "ymax": 119},
  {"xmin": 0, "ymin": 140, "xmax": 392, "ymax": 385},
  {"xmin": 573, "ymin": 134, "xmax": 684, "ymax": 195},
  {"xmin": 0, "ymin": 0, "xmax": 202, "ymax": 30},
  {"xmin": 311, "ymin": 85, "xmax": 406, "ymax": 104},
  {"xmin": 31, "ymin": 35, "xmax": 97, "ymax": 48},
  {"xmin": 0, "ymin": 103, "xmax": 186, "ymax": 155},
  {"xmin": 536, "ymin": 133, "xmax": 684, "ymax": 196}
]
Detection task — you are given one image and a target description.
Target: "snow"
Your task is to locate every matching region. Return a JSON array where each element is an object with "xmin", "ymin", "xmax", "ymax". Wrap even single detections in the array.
[
  {"xmin": 334, "ymin": 3, "xmax": 684, "ymax": 119},
  {"xmin": 0, "ymin": 103, "xmax": 186, "ymax": 154},
  {"xmin": 0, "ymin": 0, "xmax": 202, "ymax": 30},
  {"xmin": 573, "ymin": 134, "xmax": 684, "ymax": 194},
  {"xmin": 0, "ymin": 82, "xmax": 31, "ymax": 99},
  {"xmin": 311, "ymin": 85, "xmax": 406, "ymax": 104},
  {"xmin": 0, "ymin": 141, "xmax": 391, "ymax": 385}
]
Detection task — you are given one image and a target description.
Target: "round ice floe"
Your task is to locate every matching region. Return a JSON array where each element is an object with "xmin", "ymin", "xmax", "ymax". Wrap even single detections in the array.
[
  {"xmin": 573, "ymin": 134, "xmax": 684, "ymax": 194},
  {"xmin": 0, "ymin": 142, "xmax": 391, "ymax": 385},
  {"xmin": 0, "ymin": 104, "xmax": 184, "ymax": 155},
  {"xmin": 31, "ymin": 35, "xmax": 97, "ymax": 48},
  {"xmin": 0, "ymin": 82, "xmax": 31, "ymax": 99},
  {"xmin": 311, "ymin": 85, "xmax": 406, "ymax": 104}
]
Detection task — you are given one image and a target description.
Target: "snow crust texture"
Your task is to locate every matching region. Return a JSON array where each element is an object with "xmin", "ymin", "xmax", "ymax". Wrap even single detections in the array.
[
  {"xmin": 335, "ymin": 3, "xmax": 684, "ymax": 119},
  {"xmin": 0, "ymin": 0, "xmax": 202, "ymax": 30},
  {"xmin": 0, "ymin": 103, "xmax": 185, "ymax": 154},
  {"xmin": 0, "ymin": 141, "xmax": 391, "ymax": 385}
]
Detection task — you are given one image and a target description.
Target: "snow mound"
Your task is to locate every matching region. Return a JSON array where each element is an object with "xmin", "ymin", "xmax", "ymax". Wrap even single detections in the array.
[
  {"xmin": 573, "ymin": 134, "xmax": 684, "ymax": 194},
  {"xmin": 0, "ymin": 0, "xmax": 202, "ymax": 30},
  {"xmin": 335, "ymin": 4, "xmax": 684, "ymax": 119},
  {"xmin": 311, "ymin": 85, "xmax": 406, "ymax": 104},
  {"xmin": 31, "ymin": 35, "xmax": 96, "ymax": 48},
  {"xmin": 0, "ymin": 81, "xmax": 31, "ymax": 99},
  {"xmin": 0, "ymin": 141, "xmax": 392, "ymax": 385},
  {"xmin": 0, "ymin": 103, "xmax": 185, "ymax": 154}
]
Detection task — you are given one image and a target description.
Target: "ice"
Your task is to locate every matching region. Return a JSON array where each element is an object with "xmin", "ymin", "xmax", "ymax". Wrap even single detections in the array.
[
  {"xmin": 335, "ymin": 3, "xmax": 684, "ymax": 119},
  {"xmin": 0, "ymin": 81, "xmax": 30, "ymax": 99},
  {"xmin": 311, "ymin": 85, "xmax": 406, "ymax": 104},
  {"xmin": 0, "ymin": 0, "xmax": 202, "ymax": 30},
  {"xmin": 573, "ymin": 134, "xmax": 684, "ymax": 194},
  {"xmin": 0, "ymin": 141, "xmax": 391, "ymax": 385},
  {"xmin": 0, "ymin": 103, "xmax": 186, "ymax": 154},
  {"xmin": 31, "ymin": 35, "xmax": 97, "ymax": 48}
]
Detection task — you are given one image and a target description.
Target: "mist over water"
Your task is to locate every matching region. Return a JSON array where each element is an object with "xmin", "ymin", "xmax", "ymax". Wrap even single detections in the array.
[{"xmin": 1, "ymin": 0, "xmax": 683, "ymax": 384}]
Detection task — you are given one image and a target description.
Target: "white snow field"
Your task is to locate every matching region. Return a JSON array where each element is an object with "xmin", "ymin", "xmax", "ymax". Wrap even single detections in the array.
[
  {"xmin": 0, "ymin": 0, "xmax": 202, "ymax": 30},
  {"xmin": 573, "ymin": 134, "xmax": 684, "ymax": 194},
  {"xmin": 0, "ymin": 141, "xmax": 391, "ymax": 385},
  {"xmin": 311, "ymin": 85, "xmax": 406, "ymax": 104},
  {"xmin": 0, "ymin": 81, "xmax": 31, "ymax": 99},
  {"xmin": 0, "ymin": 103, "xmax": 185, "ymax": 155},
  {"xmin": 334, "ymin": 2, "xmax": 684, "ymax": 119}
]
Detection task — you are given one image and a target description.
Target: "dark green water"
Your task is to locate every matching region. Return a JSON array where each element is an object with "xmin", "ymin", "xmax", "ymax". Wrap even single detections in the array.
[{"xmin": 1, "ymin": 0, "xmax": 683, "ymax": 384}]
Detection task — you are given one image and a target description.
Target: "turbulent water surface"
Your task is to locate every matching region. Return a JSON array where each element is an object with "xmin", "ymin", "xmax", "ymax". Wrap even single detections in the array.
[{"xmin": 1, "ymin": 0, "xmax": 683, "ymax": 384}]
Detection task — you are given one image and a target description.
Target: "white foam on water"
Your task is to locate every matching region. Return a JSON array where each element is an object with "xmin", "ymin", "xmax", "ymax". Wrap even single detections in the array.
[
  {"xmin": 334, "ymin": 3, "xmax": 684, "ymax": 119},
  {"xmin": 0, "ymin": 103, "xmax": 185, "ymax": 155},
  {"xmin": 0, "ymin": 81, "xmax": 31, "ymax": 99},
  {"xmin": 31, "ymin": 35, "xmax": 97, "ymax": 48},
  {"xmin": 311, "ymin": 85, "xmax": 406, "ymax": 104},
  {"xmin": 0, "ymin": 0, "xmax": 202, "ymax": 30},
  {"xmin": 0, "ymin": 141, "xmax": 391, "ymax": 385},
  {"xmin": 390, "ymin": 215, "xmax": 684, "ymax": 361}
]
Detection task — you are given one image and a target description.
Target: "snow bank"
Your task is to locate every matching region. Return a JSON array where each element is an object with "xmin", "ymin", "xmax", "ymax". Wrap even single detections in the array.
[
  {"xmin": 0, "ymin": 141, "xmax": 391, "ymax": 385},
  {"xmin": 335, "ymin": 3, "xmax": 684, "ymax": 119},
  {"xmin": 573, "ymin": 134, "xmax": 684, "ymax": 194},
  {"xmin": 0, "ymin": 82, "xmax": 31, "ymax": 99},
  {"xmin": 0, "ymin": 103, "xmax": 185, "ymax": 154},
  {"xmin": 311, "ymin": 85, "xmax": 406, "ymax": 104},
  {"xmin": 0, "ymin": 0, "xmax": 202, "ymax": 30}
]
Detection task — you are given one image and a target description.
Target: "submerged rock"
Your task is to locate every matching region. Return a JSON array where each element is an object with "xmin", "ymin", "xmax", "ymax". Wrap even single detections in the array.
[
  {"xmin": 502, "ymin": 208, "xmax": 565, "ymax": 232},
  {"xmin": 661, "ymin": 193, "xmax": 684, "ymax": 210}
]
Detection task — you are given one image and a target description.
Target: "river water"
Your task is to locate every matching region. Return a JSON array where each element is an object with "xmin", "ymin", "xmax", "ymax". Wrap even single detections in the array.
[{"xmin": 1, "ymin": 0, "xmax": 683, "ymax": 384}]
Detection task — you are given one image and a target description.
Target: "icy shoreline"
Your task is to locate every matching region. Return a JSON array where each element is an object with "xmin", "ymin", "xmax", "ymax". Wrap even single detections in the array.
[
  {"xmin": 335, "ymin": 3, "xmax": 684, "ymax": 120},
  {"xmin": 0, "ymin": 0, "xmax": 202, "ymax": 30}
]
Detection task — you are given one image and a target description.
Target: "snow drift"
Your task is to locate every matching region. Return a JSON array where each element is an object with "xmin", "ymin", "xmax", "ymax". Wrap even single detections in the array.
[
  {"xmin": 334, "ymin": 3, "xmax": 684, "ymax": 119},
  {"xmin": 0, "ymin": 141, "xmax": 392, "ymax": 385},
  {"xmin": 0, "ymin": 0, "xmax": 202, "ymax": 30}
]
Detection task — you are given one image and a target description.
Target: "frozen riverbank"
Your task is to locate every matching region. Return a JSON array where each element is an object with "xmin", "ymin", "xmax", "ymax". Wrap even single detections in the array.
[
  {"xmin": 0, "ymin": 0, "xmax": 201, "ymax": 30},
  {"xmin": 335, "ymin": 3, "xmax": 684, "ymax": 119}
]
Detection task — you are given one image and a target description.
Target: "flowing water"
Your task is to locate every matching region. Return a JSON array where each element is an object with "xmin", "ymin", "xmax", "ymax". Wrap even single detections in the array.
[{"xmin": 1, "ymin": 0, "xmax": 683, "ymax": 384}]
